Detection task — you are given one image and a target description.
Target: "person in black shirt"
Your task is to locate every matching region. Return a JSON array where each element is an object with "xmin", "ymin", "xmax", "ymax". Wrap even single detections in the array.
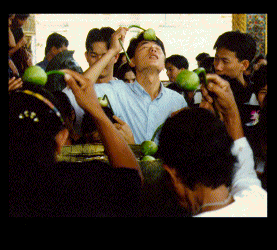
[{"xmin": 9, "ymin": 72, "xmax": 142, "ymax": 217}]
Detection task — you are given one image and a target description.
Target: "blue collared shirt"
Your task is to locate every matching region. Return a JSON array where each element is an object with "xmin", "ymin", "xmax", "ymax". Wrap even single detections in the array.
[{"xmin": 64, "ymin": 80, "xmax": 187, "ymax": 144}]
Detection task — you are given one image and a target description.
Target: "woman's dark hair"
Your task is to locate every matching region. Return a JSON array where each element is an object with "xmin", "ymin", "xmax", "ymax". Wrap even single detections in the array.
[
  {"xmin": 165, "ymin": 54, "xmax": 189, "ymax": 70},
  {"xmin": 9, "ymin": 85, "xmax": 65, "ymax": 167},
  {"xmin": 158, "ymin": 107, "xmax": 237, "ymax": 190},
  {"xmin": 126, "ymin": 31, "xmax": 166, "ymax": 60}
]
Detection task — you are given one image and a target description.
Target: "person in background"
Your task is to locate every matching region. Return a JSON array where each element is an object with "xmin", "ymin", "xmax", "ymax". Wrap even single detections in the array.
[
  {"xmin": 114, "ymin": 52, "xmax": 127, "ymax": 76},
  {"xmin": 10, "ymin": 14, "xmax": 32, "ymax": 76},
  {"xmin": 165, "ymin": 54, "xmax": 189, "ymax": 83},
  {"xmin": 9, "ymin": 71, "xmax": 142, "ymax": 217},
  {"xmin": 64, "ymin": 27, "xmax": 119, "ymax": 136},
  {"xmin": 196, "ymin": 52, "xmax": 210, "ymax": 67},
  {"xmin": 158, "ymin": 74, "xmax": 267, "ymax": 217},
  {"xmin": 165, "ymin": 54, "xmax": 197, "ymax": 107},
  {"xmin": 199, "ymin": 56, "xmax": 215, "ymax": 74},
  {"xmin": 66, "ymin": 27, "xmax": 187, "ymax": 145},
  {"xmin": 213, "ymin": 30, "xmax": 260, "ymax": 159},
  {"xmin": 250, "ymin": 64, "xmax": 267, "ymax": 189},
  {"xmin": 83, "ymin": 27, "xmax": 119, "ymax": 84},
  {"xmin": 36, "ymin": 32, "xmax": 69, "ymax": 71},
  {"xmin": 115, "ymin": 62, "xmax": 136, "ymax": 83}
]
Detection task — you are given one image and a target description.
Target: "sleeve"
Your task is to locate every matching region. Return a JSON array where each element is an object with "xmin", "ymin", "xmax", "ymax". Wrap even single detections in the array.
[{"xmin": 230, "ymin": 137, "xmax": 262, "ymax": 195}]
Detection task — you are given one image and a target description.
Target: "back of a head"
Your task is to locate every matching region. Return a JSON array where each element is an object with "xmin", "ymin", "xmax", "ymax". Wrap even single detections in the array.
[
  {"xmin": 9, "ymin": 85, "xmax": 65, "ymax": 167},
  {"xmin": 158, "ymin": 107, "xmax": 236, "ymax": 190},
  {"xmin": 213, "ymin": 30, "xmax": 257, "ymax": 63},
  {"xmin": 165, "ymin": 54, "xmax": 189, "ymax": 70}
]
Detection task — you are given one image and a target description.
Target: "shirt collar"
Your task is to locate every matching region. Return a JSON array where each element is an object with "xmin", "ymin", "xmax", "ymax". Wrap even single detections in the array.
[{"xmin": 130, "ymin": 80, "xmax": 164, "ymax": 99}]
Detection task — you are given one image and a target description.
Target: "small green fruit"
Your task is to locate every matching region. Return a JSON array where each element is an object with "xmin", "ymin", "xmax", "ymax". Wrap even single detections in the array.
[
  {"xmin": 175, "ymin": 69, "xmax": 200, "ymax": 91},
  {"xmin": 98, "ymin": 96, "xmax": 108, "ymax": 107},
  {"xmin": 141, "ymin": 155, "xmax": 156, "ymax": 161},
  {"xmin": 143, "ymin": 28, "xmax": 157, "ymax": 41},
  {"xmin": 22, "ymin": 66, "xmax": 48, "ymax": 86},
  {"xmin": 141, "ymin": 140, "xmax": 158, "ymax": 156}
]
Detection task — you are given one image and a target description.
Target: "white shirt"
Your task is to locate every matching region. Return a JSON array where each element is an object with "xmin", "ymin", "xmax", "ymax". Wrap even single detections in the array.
[
  {"xmin": 194, "ymin": 137, "xmax": 267, "ymax": 217},
  {"xmin": 63, "ymin": 80, "xmax": 187, "ymax": 144}
]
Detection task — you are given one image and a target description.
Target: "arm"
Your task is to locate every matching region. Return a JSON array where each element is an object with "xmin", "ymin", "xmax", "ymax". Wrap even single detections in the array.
[
  {"xmin": 200, "ymin": 74, "xmax": 244, "ymax": 141},
  {"xmin": 62, "ymin": 69, "xmax": 142, "ymax": 180},
  {"xmin": 82, "ymin": 27, "xmax": 128, "ymax": 84},
  {"xmin": 200, "ymin": 74, "xmax": 261, "ymax": 191}
]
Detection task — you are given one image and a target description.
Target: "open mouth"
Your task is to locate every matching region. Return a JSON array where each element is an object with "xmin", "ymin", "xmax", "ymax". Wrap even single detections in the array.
[{"xmin": 149, "ymin": 55, "xmax": 158, "ymax": 60}]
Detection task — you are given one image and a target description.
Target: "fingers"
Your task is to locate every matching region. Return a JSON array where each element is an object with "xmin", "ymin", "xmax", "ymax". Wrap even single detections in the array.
[
  {"xmin": 113, "ymin": 115, "xmax": 126, "ymax": 125},
  {"xmin": 64, "ymin": 73, "xmax": 80, "ymax": 94},
  {"xmin": 8, "ymin": 77, "xmax": 23, "ymax": 91},
  {"xmin": 61, "ymin": 69, "xmax": 92, "ymax": 89}
]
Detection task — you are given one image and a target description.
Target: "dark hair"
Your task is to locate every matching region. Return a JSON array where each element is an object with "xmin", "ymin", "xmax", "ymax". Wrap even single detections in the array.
[
  {"xmin": 252, "ymin": 64, "xmax": 267, "ymax": 97},
  {"xmin": 9, "ymin": 85, "xmax": 65, "ymax": 167},
  {"xmin": 199, "ymin": 57, "xmax": 215, "ymax": 73},
  {"xmin": 115, "ymin": 62, "xmax": 136, "ymax": 81},
  {"xmin": 15, "ymin": 14, "xmax": 30, "ymax": 20},
  {"xmin": 213, "ymin": 31, "xmax": 257, "ymax": 63},
  {"xmin": 165, "ymin": 54, "xmax": 189, "ymax": 70},
  {"xmin": 45, "ymin": 32, "xmax": 69, "ymax": 55},
  {"xmin": 158, "ymin": 107, "xmax": 236, "ymax": 190},
  {"xmin": 196, "ymin": 52, "xmax": 210, "ymax": 62},
  {"xmin": 85, "ymin": 27, "xmax": 115, "ymax": 52},
  {"xmin": 126, "ymin": 31, "xmax": 166, "ymax": 60}
]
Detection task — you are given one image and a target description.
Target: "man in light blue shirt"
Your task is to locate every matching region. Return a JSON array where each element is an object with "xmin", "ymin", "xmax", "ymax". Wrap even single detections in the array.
[
  {"xmin": 94, "ymin": 79, "xmax": 186, "ymax": 144},
  {"xmin": 65, "ymin": 27, "xmax": 187, "ymax": 144}
]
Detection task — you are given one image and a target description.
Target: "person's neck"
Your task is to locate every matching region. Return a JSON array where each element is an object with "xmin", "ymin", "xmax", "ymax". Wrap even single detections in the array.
[
  {"xmin": 238, "ymin": 74, "xmax": 247, "ymax": 88},
  {"xmin": 136, "ymin": 70, "xmax": 161, "ymax": 101},
  {"xmin": 195, "ymin": 185, "xmax": 233, "ymax": 214},
  {"xmin": 96, "ymin": 73, "xmax": 114, "ymax": 84}
]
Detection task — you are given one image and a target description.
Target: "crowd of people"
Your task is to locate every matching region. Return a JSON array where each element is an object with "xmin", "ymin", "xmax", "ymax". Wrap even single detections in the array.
[{"xmin": 9, "ymin": 14, "xmax": 267, "ymax": 217}]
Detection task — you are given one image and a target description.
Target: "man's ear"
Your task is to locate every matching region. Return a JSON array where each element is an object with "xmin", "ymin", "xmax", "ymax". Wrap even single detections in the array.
[
  {"xmin": 241, "ymin": 59, "xmax": 250, "ymax": 71},
  {"xmin": 113, "ymin": 53, "xmax": 120, "ymax": 64},
  {"xmin": 85, "ymin": 51, "xmax": 89, "ymax": 63},
  {"xmin": 55, "ymin": 128, "xmax": 69, "ymax": 155}
]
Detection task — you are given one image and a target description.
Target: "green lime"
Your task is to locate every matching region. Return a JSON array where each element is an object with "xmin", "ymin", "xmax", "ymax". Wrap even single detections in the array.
[
  {"xmin": 22, "ymin": 66, "xmax": 48, "ymax": 86},
  {"xmin": 141, "ymin": 155, "xmax": 156, "ymax": 161},
  {"xmin": 175, "ymin": 69, "xmax": 200, "ymax": 91},
  {"xmin": 141, "ymin": 140, "xmax": 158, "ymax": 156},
  {"xmin": 143, "ymin": 28, "xmax": 157, "ymax": 41}
]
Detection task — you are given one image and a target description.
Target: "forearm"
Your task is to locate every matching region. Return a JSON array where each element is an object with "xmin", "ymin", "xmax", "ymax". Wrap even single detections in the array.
[
  {"xmin": 88, "ymin": 107, "xmax": 142, "ymax": 179},
  {"xmin": 223, "ymin": 107, "xmax": 244, "ymax": 141},
  {"xmin": 83, "ymin": 50, "xmax": 117, "ymax": 83}
]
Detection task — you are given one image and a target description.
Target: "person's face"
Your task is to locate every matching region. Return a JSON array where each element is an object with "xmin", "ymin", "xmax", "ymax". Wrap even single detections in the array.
[
  {"xmin": 85, "ymin": 41, "xmax": 118, "ymax": 79},
  {"xmin": 124, "ymin": 70, "xmax": 136, "ymax": 83},
  {"xmin": 214, "ymin": 47, "xmax": 248, "ymax": 80},
  {"xmin": 16, "ymin": 18, "xmax": 28, "ymax": 28},
  {"xmin": 257, "ymin": 84, "xmax": 267, "ymax": 108},
  {"xmin": 165, "ymin": 62, "xmax": 184, "ymax": 83},
  {"xmin": 132, "ymin": 41, "xmax": 165, "ymax": 73}
]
